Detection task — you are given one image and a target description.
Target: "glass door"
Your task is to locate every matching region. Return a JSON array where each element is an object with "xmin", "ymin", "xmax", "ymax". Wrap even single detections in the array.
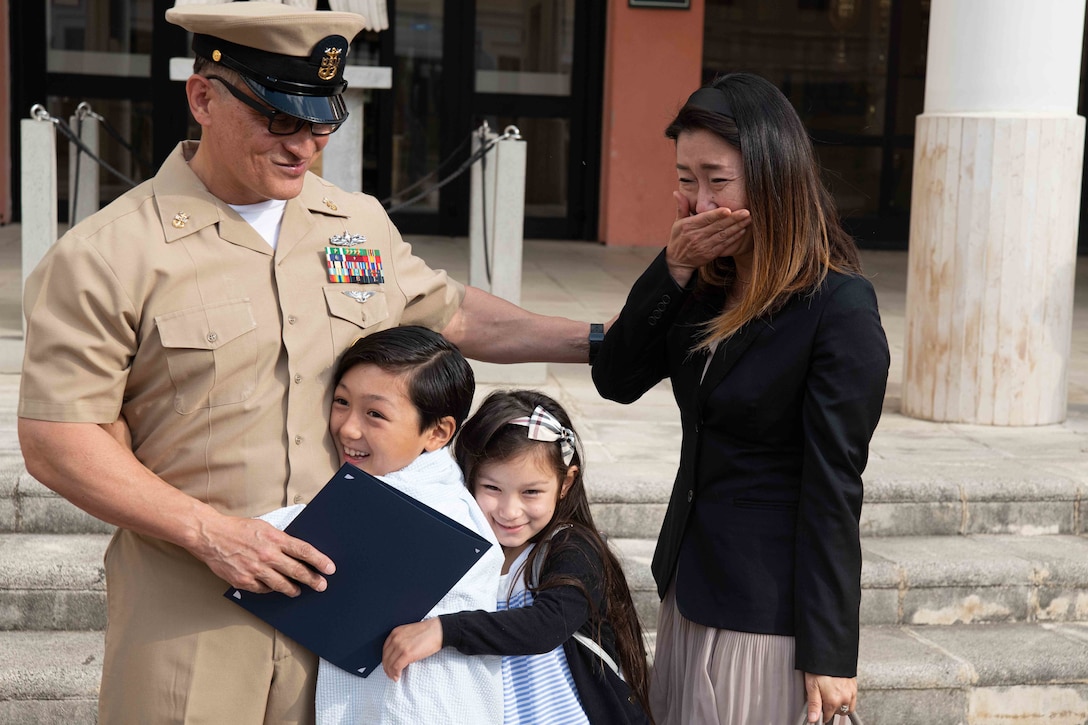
[
  {"xmin": 388, "ymin": 0, "xmax": 446, "ymax": 217},
  {"xmin": 472, "ymin": 0, "xmax": 603, "ymax": 239},
  {"xmin": 384, "ymin": 0, "xmax": 604, "ymax": 239}
]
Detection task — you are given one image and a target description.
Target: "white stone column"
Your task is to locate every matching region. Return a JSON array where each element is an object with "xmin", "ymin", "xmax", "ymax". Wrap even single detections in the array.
[
  {"xmin": 321, "ymin": 66, "xmax": 391, "ymax": 192},
  {"xmin": 902, "ymin": 0, "xmax": 1086, "ymax": 425},
  {"xmin": 467, "ymin": 127, "xmax": 545, "ymax": 384}
]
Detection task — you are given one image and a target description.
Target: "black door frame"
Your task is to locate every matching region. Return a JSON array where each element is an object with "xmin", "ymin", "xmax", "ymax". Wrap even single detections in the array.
[
  {"xmin": 8, "ymin": 0, "xmax": 188, "ymax": 222},
  {"xmin": 382, "ymin": 0, "xmax": 605, "ymax": 240}
]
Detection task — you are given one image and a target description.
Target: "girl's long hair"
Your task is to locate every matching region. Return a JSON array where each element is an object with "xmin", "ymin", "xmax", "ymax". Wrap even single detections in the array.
[
  {"xmin": 666, "ymin": 72, "xmax": 863, "ymax": 349},
  {"xmin": 455, "ymin": 390, "xmax": 652, "ymax": 720}
]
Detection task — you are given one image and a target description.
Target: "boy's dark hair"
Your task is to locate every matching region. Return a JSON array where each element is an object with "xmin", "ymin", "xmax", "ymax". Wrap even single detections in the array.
[{"xmin": 334, "ymin": 326, "xmax": 475, "ymax": 435}]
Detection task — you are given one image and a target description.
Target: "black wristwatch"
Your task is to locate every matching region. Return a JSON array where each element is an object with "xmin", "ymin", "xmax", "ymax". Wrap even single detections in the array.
[{"xmin": 588, "ymin": 323, "xmax": 605, "ymax": 366}]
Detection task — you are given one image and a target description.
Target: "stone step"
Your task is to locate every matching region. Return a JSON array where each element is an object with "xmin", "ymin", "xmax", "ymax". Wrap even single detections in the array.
[
  {"xmin": 0, "ymin": 534, "xmax": 107, "ymax": 632},
  {"xmin": 610, "ymin": 535, "xmax": 1088, "ymax": 633},
  {"xmin": 0, "ymin": 630, "xmax": 102, "ymax": 724},
  {"xmin": 859, "ymin": 534, "xmax": 1088, "ymax": 627},
  {"xmin": 857, "ymin": 621, "xmax": 1088, "ymax": 724},
  {"xmin": 5, "ymin": 528, "xmax": 1088, "ymax": 636},
  {"xmin": 588, "ymin": 457, "xmax": 1086, "ymax": 540},
  {"xmin": 5, "ymin": 449, "xmax": 1084, "ymax": 539},
  {"xmin": 0, "ymin": 454, "xmax": 113, "ymax": 536},
  {"xmin": 3, "ymin": 624, "xmax": 1087, "ymax": 724}
]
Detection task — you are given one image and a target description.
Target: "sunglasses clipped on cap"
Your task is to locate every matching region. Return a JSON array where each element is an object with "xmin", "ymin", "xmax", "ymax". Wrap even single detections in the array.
[{"xmin": 207, "ymin": 75, "xmax": 342, "ymax": 136}]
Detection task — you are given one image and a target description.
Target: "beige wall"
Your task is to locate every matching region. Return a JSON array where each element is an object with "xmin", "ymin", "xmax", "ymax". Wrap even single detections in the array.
[{"xmin": 598, "ymin": 0, "xmax": 704, "ymax": 246}]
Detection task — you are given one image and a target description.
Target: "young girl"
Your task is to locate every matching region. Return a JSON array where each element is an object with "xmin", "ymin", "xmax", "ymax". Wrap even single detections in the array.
[{"xmin": 383, "ymin": 390, "xmax": 652, "ymax": 724}]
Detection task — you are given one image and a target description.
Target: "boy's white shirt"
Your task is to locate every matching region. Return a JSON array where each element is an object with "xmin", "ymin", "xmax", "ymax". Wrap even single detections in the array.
[{"xmin": 259, "ymin": 448, "xmax": 504, "ymax": 725}]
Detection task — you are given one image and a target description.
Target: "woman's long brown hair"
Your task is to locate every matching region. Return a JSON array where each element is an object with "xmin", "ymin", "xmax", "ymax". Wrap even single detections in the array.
[
  {"xmin": 456, "ymin": 390, "xmax": 653, "ymax": 721},
  {"xmin": 666, "ymin": 72, "xmax": 863, "ymax": 349}
]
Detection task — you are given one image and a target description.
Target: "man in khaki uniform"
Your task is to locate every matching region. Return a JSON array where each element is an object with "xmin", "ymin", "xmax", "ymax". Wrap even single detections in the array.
[{"xmin": 17, "ymin": 4, "xmax": 600, "ymax": 723}]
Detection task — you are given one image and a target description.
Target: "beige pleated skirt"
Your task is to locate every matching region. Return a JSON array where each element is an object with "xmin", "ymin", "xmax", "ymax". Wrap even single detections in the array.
[{"xmin": 649, "ymin": 584, "xmax": 850, "ymax": 725}]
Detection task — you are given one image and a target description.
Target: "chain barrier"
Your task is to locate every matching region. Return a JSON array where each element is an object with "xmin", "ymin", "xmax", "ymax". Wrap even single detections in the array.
[
  {"xmin": 479, "ymin": 122, "xmax": 493, "ymax": 285},
  {"xmin": 75, "ymin": 101, "xmax": 154, "ymax": 177},
  {"xmin": 28, "ymin": 102, "xmax": 520, "ymax": 229},
  {"xmin": 381, "ymin": 121, "xmax": 522, "ymax": 289},
  {"xmin": 382, "ymin": 123, "xmax": 522, "ymax": 216},
  {"xmin": 28, "ymin": 103, "xmax": 140, "ymax": 189},
  {"xmin": 71, "ymin": 105, "xmax": 85, "ymax": 219}
]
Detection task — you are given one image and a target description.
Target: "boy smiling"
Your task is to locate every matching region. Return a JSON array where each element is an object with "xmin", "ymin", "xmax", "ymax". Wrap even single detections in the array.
[{"xmin": 261, "ymin": 327, "xmax": 503, "ymax": 724}]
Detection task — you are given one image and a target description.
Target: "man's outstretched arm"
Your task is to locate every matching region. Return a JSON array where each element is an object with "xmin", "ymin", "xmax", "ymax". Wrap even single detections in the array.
[
  {"xmin": 18, "ymin": 418, "xmax": 335, "ymax": 596},
  {"xmin": 441, "ymin": 285, "xmax": 598, "ymax": 364}
]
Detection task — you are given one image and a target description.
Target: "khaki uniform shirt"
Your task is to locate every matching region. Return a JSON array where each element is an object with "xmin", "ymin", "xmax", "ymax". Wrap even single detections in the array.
[
  {"xmin": 19, "ymin": 141, "xmax": 465, "ymax": 722},
  {"xmin": 21, "ymin": 141, "xmax": 463, "ymax": 510}
]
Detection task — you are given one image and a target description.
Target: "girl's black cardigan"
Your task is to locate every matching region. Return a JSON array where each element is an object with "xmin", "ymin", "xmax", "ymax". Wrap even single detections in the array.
[{"xmin": 439, "ymin": 526, "xmax": 650, "ymax": 724}]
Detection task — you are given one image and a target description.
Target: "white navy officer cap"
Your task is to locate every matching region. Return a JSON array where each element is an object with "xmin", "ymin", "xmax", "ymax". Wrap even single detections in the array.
[{"xmin": 166, "ymin": 2, "xmax": 368, "ymax": 125}]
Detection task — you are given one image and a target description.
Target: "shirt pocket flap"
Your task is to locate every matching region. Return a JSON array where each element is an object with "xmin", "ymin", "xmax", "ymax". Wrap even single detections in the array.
[
  {"xmin": 323, "ymin": 287, "xmax": 390, "ymax": 329},
  {"xmin": 156, "ymin": 299, "xmax": 257, "ymax": 350}
]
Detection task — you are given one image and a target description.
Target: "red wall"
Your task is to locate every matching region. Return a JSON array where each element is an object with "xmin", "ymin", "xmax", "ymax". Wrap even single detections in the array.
[{"xmin": 598, "ymin": 0, "xmax": 704, "ymax": 246}]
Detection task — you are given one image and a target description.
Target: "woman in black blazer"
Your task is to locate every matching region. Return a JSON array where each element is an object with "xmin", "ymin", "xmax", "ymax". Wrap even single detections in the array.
[{"xmin": 592, "ymin": 73, "xmax": 889, "ymax": 725}]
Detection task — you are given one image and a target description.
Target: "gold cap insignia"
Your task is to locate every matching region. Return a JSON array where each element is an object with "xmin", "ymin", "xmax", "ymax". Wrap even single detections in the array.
[
  {"xmin": 172, "ymin": 212, "xmax": 190, "ymax": 229},
  {"xmin": 212, "ymin": 49, "xmax": 222, "ymax": 62},
  {"xmin": 318, "ymin": 47, "xmax": 342, "ymax": 81}
]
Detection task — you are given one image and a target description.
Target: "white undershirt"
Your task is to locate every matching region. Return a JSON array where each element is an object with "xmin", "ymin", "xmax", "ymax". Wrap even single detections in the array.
[{"xmin": 228, "ymin": 199, "xmax": 287, "ymax": 250}]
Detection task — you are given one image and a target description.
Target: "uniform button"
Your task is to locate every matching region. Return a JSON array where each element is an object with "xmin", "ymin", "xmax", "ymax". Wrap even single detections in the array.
[
  {"xmin": 293, "ymin": 494, "xmax": 303, "ymax": 504},
  {"xmin": 687, "ymin": 489, "xmax": 694, "ymax": 502},
  {"xmin": 294, "ymin": 435, "xmax": 303, "ymax": 445},
  {"xmin": 206, "ymin": 332, "xmax": 218, "ymax": 343},
  {"xmin": 288, "ymin": 315, "xmax": 297, "ymax": 325},
  {"xmin": 294, "ymin": 374, "xmax": 303, "ymax": 384},
  {"xmin": 662, "ymin": 294, "xmax": 671, "ymax": 304}
]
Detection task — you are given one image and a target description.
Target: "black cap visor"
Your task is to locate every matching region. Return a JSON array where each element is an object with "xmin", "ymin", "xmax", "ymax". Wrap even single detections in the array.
[{"xmin": 243, "ymin": 76, "xmax": 349, "ymax": 124}]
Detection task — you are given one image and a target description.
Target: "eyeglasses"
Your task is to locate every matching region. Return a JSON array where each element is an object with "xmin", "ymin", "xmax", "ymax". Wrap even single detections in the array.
[{"xmin": 206, "ymin": 75, "xmax": 342, "ymax": 136}]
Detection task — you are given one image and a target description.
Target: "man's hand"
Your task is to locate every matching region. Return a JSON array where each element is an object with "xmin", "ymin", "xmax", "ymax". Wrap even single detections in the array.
[
  {"xmin": 804, "ymin": 672, "xmax": 857, "ymax": 723},
  {"xmin": 382, "ymin": 618, "xmax": 443, "ymax": 681},
  {"xmin": 18, "ymin": 419, "xmax": 335, "ymax": 596},
  {"xmin": 192, "ymin": 512, "xmax": 335, "ymax": 596}
]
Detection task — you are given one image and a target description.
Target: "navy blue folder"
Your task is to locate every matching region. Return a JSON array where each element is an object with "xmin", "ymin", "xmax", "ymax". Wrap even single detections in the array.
[{"xmin": 225, "ymin": 463, "xmax": 492, "ymax": 678}]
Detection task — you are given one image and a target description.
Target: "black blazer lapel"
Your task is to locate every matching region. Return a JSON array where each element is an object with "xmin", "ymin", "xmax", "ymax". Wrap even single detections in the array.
[{"xmin": 698, "ymin": 320, "xmax": 766, "ymax": 406}]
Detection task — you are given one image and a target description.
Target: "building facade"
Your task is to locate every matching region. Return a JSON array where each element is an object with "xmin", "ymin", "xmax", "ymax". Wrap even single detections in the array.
[{"xmin": 3, "ymin": 0, "xmax": 1086, "ymax": 250}]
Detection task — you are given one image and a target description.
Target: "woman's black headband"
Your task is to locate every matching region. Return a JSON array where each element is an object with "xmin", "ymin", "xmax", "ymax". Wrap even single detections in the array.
[{"xmin": 685, "ymin": 87, "xmax": 734, "ymax": 119}]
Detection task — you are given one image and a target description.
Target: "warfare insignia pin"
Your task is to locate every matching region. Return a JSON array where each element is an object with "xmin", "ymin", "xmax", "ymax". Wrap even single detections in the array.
[
  {"xmin": 343, "ymin": 290, "xmax": 374, "ymax": 303},
  {"xmin": 330, "ymin": 232, "xmax": 366, "ymax": 247}
]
